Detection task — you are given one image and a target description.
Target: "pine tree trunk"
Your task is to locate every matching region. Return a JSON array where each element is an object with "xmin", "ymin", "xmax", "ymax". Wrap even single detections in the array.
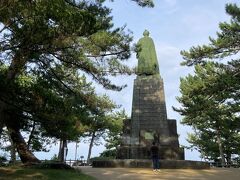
[
  {"xmin": 7, "ymin": 130, "xmax": 16, "ymax": 163},
  {"xmin": 216, "ymin": 130, "xmax": 226, "ymax": 167},
  {"xmin": 0, "ymin": 122, "xmax": 3, "ymax": 138},
  {"xmin": 87, "ymin": 132, "xmax": 95, "ymax": 164},
  {"xmin": 10, "ymin": 145, "xmax": 16, "ymax": 163},
  {"xmin": 1, "ymin": 53, "xmax": 39, "ymax": 164},
  {"xmin": 58, "ymin": 139, "xmax": 67, "ymax": 162},
  {"xmin": 58, "ymin": 140, "xmax": 64, "ymax": 162},
  {"xmin": 75, "ymin": 142, "xmax": 78, "ymax": 161},
  {"xmin": 7, "ymin": 125, "xmax": 40, "ymax": 163},
  {"xmin": 27, "ymin": 121, "xmax": 36, "ymax": 149},
  {"xmin": 0, "ymin": 125, "xmax": 3, "ymax": 142},
  {"xmin": 0, "ymin": 101, "xmax": 6, "ymax": 137},
  {"xmin": 226, "ymin": 152, "xmax": 231, "ymax": 167},
  {"xmin": 1, "ymin": 100, "xmax": 40, "ymax": 164}
]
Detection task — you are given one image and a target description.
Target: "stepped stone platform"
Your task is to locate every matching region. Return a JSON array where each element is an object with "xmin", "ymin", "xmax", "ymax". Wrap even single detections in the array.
[
  {"xmin": 92, "ymin": 159, "xmax": 210, "ymax": 169},
  {"xmin": 78, "ymin": 166, "xmax": 240, "ymax": 180}
]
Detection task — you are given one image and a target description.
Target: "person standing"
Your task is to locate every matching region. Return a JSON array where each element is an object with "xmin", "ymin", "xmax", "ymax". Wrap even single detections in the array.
[{"xmin": 150, "ymin": 142, "xmax": 160, "ymax": 171}]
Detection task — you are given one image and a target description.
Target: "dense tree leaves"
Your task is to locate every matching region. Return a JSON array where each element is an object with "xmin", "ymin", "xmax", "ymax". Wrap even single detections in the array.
[
  {"xmin": 0, "ymin": 0, "xmax": 133, "ymax": 90},
  {"xmin": 103, "ymin": 110, "xmax": 126, "ymax": 151},
  {"xmin": 83, "ymin": 109, "xmax": 126, "ymax": 162}
]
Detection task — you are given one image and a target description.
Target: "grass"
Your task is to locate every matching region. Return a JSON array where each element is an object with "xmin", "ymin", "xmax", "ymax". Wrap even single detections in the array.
[{"xmin": 0, "ymin": 166, "xmax": 95, "ymax": 180}]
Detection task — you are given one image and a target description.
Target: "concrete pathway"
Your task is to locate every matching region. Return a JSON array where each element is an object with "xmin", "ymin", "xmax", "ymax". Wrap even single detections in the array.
[{"xmin": 77, "ymin": 166, "xmax": 240, "ymax": 180}]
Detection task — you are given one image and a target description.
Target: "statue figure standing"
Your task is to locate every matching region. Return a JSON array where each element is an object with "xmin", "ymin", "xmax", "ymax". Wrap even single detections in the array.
[{"xmin": 136, "ymin": 30, "xmax": 159, "ymax": 76}]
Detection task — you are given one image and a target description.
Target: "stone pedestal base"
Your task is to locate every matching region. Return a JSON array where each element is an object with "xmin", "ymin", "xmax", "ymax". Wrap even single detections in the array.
[
  {"xmin": 117, "ymin": 145, "xmax": 184, "ymax": 160},
  {"xmin": 92, "ymin": 159, "xmax": 210, "ymax": 169}
]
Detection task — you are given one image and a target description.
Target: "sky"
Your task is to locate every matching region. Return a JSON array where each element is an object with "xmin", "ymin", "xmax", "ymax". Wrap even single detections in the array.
[{"xmin": 35, "ymin": 0, "xmax": 239, "ymax": 161}]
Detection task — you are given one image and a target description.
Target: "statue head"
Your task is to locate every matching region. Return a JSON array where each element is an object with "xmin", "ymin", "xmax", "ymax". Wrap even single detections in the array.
[{"xmin": 143, "ymin": 30, "xmax": 150, "ymax": 37}]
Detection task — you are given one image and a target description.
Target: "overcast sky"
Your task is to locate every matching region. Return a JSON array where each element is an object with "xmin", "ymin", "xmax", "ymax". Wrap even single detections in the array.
[{"xmin": 35, "ymin": 0, "xmax": 239, "ymax": 161}]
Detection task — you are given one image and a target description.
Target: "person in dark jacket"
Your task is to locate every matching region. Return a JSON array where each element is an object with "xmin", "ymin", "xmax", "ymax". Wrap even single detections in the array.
[{"xmin": 150, "ymin": 142, "xmax": 160, "ymax": 171}]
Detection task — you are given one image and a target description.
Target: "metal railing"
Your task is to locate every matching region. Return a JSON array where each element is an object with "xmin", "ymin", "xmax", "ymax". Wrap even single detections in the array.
[{"xmin": 209, "ymin": 162, "xmax": 240, "ymax": 168}]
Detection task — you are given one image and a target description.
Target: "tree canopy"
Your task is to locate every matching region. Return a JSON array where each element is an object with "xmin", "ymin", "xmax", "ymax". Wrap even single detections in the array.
[{"xmin": 174, "ymin": 62, "xmax": 240, "ymax": 165}]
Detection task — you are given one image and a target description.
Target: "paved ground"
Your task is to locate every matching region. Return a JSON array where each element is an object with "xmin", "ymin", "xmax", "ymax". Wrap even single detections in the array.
[{"xmin": 77, "ymin": 166, "xmax": 240, "ymax": 180}]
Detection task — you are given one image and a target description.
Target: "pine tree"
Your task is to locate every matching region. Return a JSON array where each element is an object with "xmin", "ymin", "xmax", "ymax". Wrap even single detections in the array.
[
  {"xmin": 177, "ymin": 3, "xmax": 240, "ymax": 166},
  {"xmin": 0, "ymin": 0, "xmax": 152, "ymax": 163}
]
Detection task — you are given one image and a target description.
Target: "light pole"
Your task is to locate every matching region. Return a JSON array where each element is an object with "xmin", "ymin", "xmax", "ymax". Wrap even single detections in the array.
[{"xmin": 75, "ymin": 141, "xmax": 79, "ymax": 161}]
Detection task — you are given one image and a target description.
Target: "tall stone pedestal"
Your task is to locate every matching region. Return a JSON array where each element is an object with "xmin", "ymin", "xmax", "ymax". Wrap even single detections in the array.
[{"xmin": 117, "ymin": 75, "xmax": 184, "ymax": 160}]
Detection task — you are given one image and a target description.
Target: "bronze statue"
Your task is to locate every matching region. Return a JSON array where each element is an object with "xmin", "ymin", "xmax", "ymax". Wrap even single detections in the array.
[{"xmin": 136, "ymin": 30, "xmax": 159, "ymax": 75}]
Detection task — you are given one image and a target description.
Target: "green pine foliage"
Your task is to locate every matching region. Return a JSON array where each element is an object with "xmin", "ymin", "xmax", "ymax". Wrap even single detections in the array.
[
  {"xmin": 131, "ymin": 0, "xmax": 154, "ymax": 7},
  {"xmin": 0, "ymin": 0, "xmax": 152, "ymax": 163},
  {"xmin": 177, "ymin": 3, "xmax": 240, "ymax": 165},
  {"xmin": 174, "ymin": 62, "xmax": 240, "ymax": 163},
  {"xmin": 181, "ymin": 3, "xmax": 240, "ymax": 66}
]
